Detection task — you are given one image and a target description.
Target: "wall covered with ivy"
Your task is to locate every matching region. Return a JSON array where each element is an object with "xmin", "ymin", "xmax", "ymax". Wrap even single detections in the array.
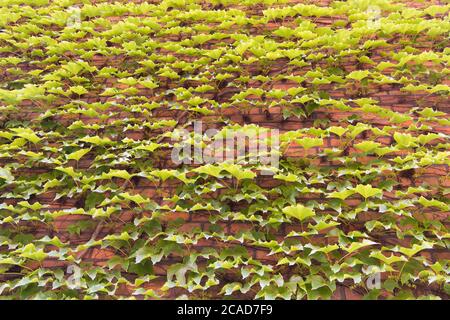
[{"xmin": 0, "ymin": 0, "xmax": 449, "ymax": 299}]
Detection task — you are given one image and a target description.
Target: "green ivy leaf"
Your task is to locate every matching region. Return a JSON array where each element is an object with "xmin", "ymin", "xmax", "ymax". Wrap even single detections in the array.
[
  {"xmin": 70, "ymin": 85, "xmax": 88, "ymax": 95},
  {"xmin": 0, "ymin": 167, "xmax": 14, "ymax": 182},
  {"xmin": 354, "ymin": 141, "xmax": 381, "ymax": 153},
  {"xmin": 296, "ymin": 137, "xmax": 323, "ymax": 150},
  {"xmin": 66, "ymin": 148, "xmax": 91, "ymax": 161},
  {"xmin": 354, "ymin": 184, "xmax": 382, "ymax": 199},
  {"xmin": 282, "ymin": 204, "xmax": 315, "ymax": 221}
]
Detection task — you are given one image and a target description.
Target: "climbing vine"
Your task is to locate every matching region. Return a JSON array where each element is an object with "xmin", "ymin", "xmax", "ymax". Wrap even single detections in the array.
[{"xmin": 0, "ymin": 0, "xmax": 449, "ymax": 299}]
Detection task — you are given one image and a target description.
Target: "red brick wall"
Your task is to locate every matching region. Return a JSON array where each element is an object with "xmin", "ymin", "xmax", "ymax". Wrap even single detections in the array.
[{"xmin": 0, "ymin": 0, "xmax": 449, "ymax": 299}]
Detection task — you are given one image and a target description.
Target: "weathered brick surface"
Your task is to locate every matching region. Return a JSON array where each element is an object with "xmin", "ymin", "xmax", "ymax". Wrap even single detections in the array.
[{"xmin": 0, "ymin": 0, "xmax": 449, "ymax": 300}]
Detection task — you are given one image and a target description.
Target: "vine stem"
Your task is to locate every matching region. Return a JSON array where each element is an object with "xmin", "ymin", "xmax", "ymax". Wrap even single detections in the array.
[
  {"xmin": 76, "ymin": 220, "xmax": 104, "ymax": 260},
  {"xmin": 396, "ymin": 260, "xmax": 408, "ymax": 282}
]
